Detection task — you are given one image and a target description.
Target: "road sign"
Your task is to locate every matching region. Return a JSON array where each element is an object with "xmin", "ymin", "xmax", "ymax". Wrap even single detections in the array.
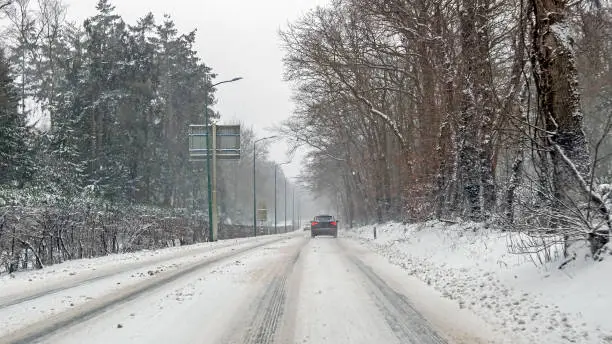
[
  {"xmin": 216, "ymin": 125, "xmax": 241, "ymax": 159},
  {"xmin": 257, "ymin": 206, "xmax": 268, "ymax": 222},
  {"xmin": 189, "ymin": 124, "xmax": 241, "ymax": 160}
]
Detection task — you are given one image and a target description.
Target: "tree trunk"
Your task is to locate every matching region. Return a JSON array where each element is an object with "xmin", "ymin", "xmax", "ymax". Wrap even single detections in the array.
[
  {"xmin": 474, "ymin": 0, "xmax": 496, "ymax": 215},
  {"xmin": 531, "ymin": 0, "xmax": 609, "ymax": 251},
  {"xmin": 532, "ymin": 0, "xmax": 591, "ymax": 185},
  {"xmin": 458, "ymin": 0, "xmax": 482, "ymax": 220}
]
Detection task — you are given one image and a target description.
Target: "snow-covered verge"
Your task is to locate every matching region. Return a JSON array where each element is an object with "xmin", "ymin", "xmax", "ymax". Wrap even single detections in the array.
[
  {"xmin": 0, "ymin": 234, "xmax": 283, "ymax": 301},
  {"xmin": 345, "ymin": 222, "xmax": 612, "ymax": 344}
]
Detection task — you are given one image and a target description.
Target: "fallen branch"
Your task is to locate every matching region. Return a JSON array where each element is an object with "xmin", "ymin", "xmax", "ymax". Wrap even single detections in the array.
[
  {"xmin": 558, "ymin": 253, "xmax": 576, "ymax": 270},
  {"xmin": 552, "ymin": 142, "xmax": 611, "ymax": 226}
]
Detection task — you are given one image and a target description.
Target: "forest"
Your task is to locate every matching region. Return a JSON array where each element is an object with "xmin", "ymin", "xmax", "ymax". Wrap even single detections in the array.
[
  {"xmin": 1, "ymin": 0, "xmax": 611, "ymax": 273},
  {"xmin": 0, "ymin": 0, "xmax": 294, "ymax": 273},
  {"xmin": 281, "ymin": 0, "xmax": 612, "ymax": 257}
]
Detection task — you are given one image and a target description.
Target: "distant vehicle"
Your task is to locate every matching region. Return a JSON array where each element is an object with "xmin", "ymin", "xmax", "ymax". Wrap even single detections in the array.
[
  {"xmin": 303, "ymin": 224, "xmax": 310, "ymax": 231},
  {"xmin": 310, "ymin": 215, "xmax": 338, "ymax": 238}
]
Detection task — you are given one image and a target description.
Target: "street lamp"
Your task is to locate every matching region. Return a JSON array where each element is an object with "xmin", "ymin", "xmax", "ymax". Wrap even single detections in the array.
[
  {"xmin": 285, "ymin": 177, "xmax": 288, "ymax": 233},
  {"xmin": 297, "ymin": 197, "xmax": 301, "ymax": 229},
  {"xmin": 275, "ymin": 161, "xmax": 291, "ymax": 234},
  {"xmin": 204, "ymin": 76, "xmax": 242, "ymax": 242},
  {"xmin": 253, "ymin": 135, "xmax": 278, "ymax": 236}
]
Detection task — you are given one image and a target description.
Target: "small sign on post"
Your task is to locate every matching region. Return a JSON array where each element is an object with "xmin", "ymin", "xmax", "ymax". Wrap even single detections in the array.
[
  {"xmin": 257, "ymin": 207, "xmax": 268, "ymax": 222},
  {"xmin": 257, "ymin": 205, "xmax": 268, "ymax": 235}
]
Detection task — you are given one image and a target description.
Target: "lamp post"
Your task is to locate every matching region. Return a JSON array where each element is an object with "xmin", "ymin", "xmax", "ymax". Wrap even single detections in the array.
[
  {"xmin": 253, "ymin": 135, "xmax": 278, "ymax": 236},
  {"xmin": 204, "ymin": 76, "xmax": 242, "ymax": 242},
  {"xmin": 284, "ymin": 177, "xmax": 287, "ymax": 233},
  {"xmin": 274, "ymin": 165, "xmax": 277, "ymax": 233},
  {"xmin": 292, "ymin": 188, "xmax": 295, "ymax": 231},
  {"xmin": 275, "ymin": 161, "xmax": 290, "ymax": 234}
]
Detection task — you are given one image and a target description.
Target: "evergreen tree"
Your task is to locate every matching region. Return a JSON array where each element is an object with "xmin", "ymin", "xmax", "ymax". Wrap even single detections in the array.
[
  {"xmin": 42, "ymin": 26, "xmax": 88, "ymax": 193},
  {"xmin": 0, "ymin": 49, "xmax": 31, "ymax": 186},
  {"xmin": 80, "ymin": 0, "xmax": 131, "ymax": 199}
]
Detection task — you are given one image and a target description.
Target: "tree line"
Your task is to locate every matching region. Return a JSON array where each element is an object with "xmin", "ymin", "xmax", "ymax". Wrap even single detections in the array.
[
  {"xmin": 282, "ymin": 0, "xmax": 612, "ymax": 256},
  {"xmin": 0, "ymin": 0, "xmax": 293, "ymax": 273},
  {"xmin": 1, "ymin": 0, "xmax": 217, "ymax": 204}
]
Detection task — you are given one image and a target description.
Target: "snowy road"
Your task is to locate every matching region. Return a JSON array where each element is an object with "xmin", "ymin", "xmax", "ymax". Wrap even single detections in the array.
[{"xmin": 0, "ymin": 233, "xmax": 497, "ymax": 344}]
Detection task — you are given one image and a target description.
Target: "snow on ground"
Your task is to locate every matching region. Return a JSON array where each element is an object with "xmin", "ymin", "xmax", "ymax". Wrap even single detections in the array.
[
  {"xmin": 3, "ymin": 232, "xmax": 500, "ymax": 344},
  {"xmin": 345, "ymin": 221, "xmax": 612, "ymax": 344},
  {"xmin": 0, "ymin": 234, "xmax": 277, "ymax": 298},
  {"xmin": 38, "ymin": 238, "xmax": 301, "ymax": 344},
  {"xmin": 293, "ymin": 238, "xmax": 403, "ymax": 344},
  {"xmin": 0, "ymin": 234, "xmax": 284, "ymax": 338}
]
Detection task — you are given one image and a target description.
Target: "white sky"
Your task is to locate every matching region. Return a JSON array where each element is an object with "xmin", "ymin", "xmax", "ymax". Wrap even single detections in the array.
[{"xmin": 63, "ymin": 0, "xmax": 329, "ymax": 179}]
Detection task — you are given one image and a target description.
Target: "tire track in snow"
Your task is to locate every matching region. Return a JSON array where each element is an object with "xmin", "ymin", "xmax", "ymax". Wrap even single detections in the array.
[
  {"xmin": 0, "ymin": 237, "xmax": 291, "ymax": 344},
  {"xmin": 0, "ymin": 237, "xmax": 277, "ymax": 311},
  {"xmin": 347, "ymin": 250, "xmax": 447, "ymax": 344},
  {"xmin": 231, "ymin": 239, "xmax": 305, "ymax": 344}
]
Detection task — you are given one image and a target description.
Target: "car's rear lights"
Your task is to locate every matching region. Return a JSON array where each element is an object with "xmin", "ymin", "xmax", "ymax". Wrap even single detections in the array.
[
  {"xmin": 330, "ymin": 221, "xmax": 337, "ymax": 226},
  {"xmin": 311, "ymin": 221, "xmax": 318, "ymax": 226}
]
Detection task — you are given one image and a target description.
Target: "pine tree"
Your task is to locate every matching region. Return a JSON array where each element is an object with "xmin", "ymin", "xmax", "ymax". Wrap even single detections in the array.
[
  {"xmin": 42, "ymin": 26, "xmax": 88, "ymax": 194},
  {"xmin": 153, "ymin": 16, "xmax": 211, "ymax": 208},
  {"xmin": 0, "ymin": 49, "xmax": 31, "ymax": 186},
  {"xmin": 80, "ymin": 0, "xmax": 131, "ymax": 199}
]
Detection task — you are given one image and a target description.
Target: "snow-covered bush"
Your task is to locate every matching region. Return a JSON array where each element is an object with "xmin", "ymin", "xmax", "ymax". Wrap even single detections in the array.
[{"xmin": 0, "ymin": 187, "xmax": 208, "ymax": 274}]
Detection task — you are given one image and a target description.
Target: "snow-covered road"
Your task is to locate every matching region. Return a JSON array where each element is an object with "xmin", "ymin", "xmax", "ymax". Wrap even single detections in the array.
[{"xmin": 0, "ymin": 232, "xmax": 499, "ymax": 344}]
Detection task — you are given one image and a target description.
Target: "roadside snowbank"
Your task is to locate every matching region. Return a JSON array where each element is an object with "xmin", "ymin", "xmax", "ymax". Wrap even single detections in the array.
[
  {"xmin": 0, "ymin": 234, "xmax": 290, "ymax": 339},
  {"xmin": 345, "ymin": 221, "xmax": 612, "ymax": 344},
  {"xmin": 0, "ymin": 234, "xmax": 282, "ymax": 300}
]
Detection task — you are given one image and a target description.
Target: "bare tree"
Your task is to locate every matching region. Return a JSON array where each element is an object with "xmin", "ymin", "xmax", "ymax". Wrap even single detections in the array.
[{"xmin": 530, "ymin": 0, "xmax": 610, "ymax": 254}]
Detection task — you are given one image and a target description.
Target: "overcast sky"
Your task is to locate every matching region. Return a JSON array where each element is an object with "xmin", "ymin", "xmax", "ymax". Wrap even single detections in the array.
[{"xmin": 63, "ymin": 0, "xmax": 329, "ymax": 180}]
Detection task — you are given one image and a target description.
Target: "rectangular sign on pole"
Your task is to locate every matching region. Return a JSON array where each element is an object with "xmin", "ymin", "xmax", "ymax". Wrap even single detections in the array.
[
  {"xmin": 189, "ymin": 124, "xmax": 241, "ymax": 160},
  {"xmin": 189, "ymin": 125, "xmax": 210, "ymax": 160},
  {"xmin": 215, "ymin": 125, "xmax": 241, "ymax": 160}
]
